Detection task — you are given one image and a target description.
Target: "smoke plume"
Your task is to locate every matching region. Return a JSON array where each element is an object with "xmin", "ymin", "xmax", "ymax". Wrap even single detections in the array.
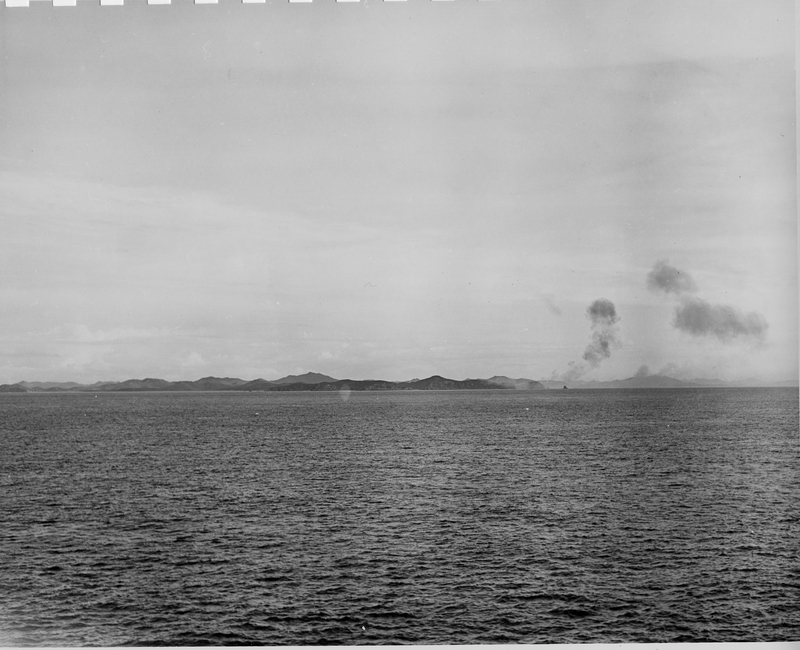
[
  {"xmin": 560, "ymin": 361, "xmax": 585, "ymax": 382},
  {"xmin": 646, "ymin": 260, "xmax": 768, "ymax": 344},
  {"xmin": 582, "ymin": 298, "xmax": 621, "ymax": 367},
  {"xmin": 646, "ymin": 259, "xmax": 697, "ymax": 295},
  {"xmin": 551, "ymin": 298, "xmax": 622, "ymax": 382},
  {"xmin": 674, "ymin": 297, "xmax": 768, "ymax": 343}
]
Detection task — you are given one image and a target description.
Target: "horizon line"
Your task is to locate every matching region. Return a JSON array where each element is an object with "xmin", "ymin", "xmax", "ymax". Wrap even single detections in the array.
[{"xmin": 3, "ymin": 371, "xmax": 798, "ymax": 388}]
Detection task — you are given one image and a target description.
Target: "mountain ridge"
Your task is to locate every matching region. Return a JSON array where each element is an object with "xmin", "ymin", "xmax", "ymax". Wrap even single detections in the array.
[{"xmin": 1, "ymin": 372, "xmax": 796, "ymax": 393}]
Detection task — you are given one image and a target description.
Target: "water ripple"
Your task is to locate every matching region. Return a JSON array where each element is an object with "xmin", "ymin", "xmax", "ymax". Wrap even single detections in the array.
[{"xmin": 1, "ymin": 388, "xmax": 798, "ymax": 645}]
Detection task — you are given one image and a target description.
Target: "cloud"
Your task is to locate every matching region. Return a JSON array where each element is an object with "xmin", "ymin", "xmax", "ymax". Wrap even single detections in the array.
[
  {"xmin": 55, "ymin": 324, "xmax": 167, "ymax": 344},
  {"xmin": 674, "ymin": 297, "xmax": 768, "ymax": 343},
  {"xmin": 181, "ymin": 351, "xmax": 206, "ymax": 368},
  {"xmin": 634, "ymin": 364, "xmax": 651, "ymax": 377},
  {"xmin": 646, "ymin": 259, "xmax": 697, "ymax": 295}
]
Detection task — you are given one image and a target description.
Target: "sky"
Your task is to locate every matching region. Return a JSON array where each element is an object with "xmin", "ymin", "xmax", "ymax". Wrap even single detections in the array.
[{"xmin": 0, "ymin": 0, "xmax": 796, "ymax": 383}]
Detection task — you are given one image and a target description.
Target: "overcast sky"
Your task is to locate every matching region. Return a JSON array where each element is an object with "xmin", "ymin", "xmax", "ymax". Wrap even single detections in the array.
[{"xmin": 0, "ymin": 0, "xmax": 796, "ymax": 383}]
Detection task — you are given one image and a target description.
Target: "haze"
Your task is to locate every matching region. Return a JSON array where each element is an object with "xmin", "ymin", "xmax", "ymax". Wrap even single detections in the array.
[{"xmin": 0, "ymin": 0, "xmax": 796, "ymax": 384}]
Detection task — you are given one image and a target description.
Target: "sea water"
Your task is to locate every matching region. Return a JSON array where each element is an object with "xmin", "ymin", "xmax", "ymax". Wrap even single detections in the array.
[{"xmin": 1, "ymin": 388, "xmax": 798, "ymax": 645}]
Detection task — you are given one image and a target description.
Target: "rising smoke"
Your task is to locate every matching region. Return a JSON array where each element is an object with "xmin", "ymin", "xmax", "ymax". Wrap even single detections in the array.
[
  {"xmin": 674, "ymin": 297, "xmax": 768, "ymax": 343},
  {"xmin": 554, "ymin": 298, "xmax": 621, "ymax": 381},
  {"xmin": 583, "ymin": 298, "xmax": 622, "ymax": 366},
  {"xmin": 646, "ymin": 260, "xmax": 768, "ymax": 343},
  {"xmin": 646, "ymin": 259, "xmax": 698, "ymax": 295}
]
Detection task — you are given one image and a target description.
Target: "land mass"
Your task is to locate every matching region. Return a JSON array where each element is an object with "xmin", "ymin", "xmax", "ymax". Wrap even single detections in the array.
[
  {"xmin": 0, "ymin": 372, "xmax": 795, "ymax": 393},
  {"xmin": 542, "ymin": 374, "xmax": 798, "ymax": 389},
  {"xmin": 0, "ymin": 373, "xmax": 544, "ymax": 393}
]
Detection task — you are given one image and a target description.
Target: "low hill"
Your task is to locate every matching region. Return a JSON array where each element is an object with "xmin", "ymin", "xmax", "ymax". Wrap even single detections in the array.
[
  {"xmin": 271, "ymin": 372, "xmax": 337, "ymax": 385},
  {"xmin": 166, "ymin": 377, "xmax": 250, "ymax": 391},
  {"xmin": 267, "ymin": 379, "xmax": 394, "ymax": 392},
  {"xmin": 262, "ymin": 375, "xmax": 509, "ymax": 392},
  {"xmin": 193, "ymin": 376, "xmax": 249, "ymax": 389},
  {"xmin": 20, "ymin": 381, "xmax": 86, "ymax": 390},
  {"xmin": 542, "ymin": 375, "xmax": 700, "ymax": 389},
  {"xmin": 607, "ymin": 375, "xmax": 700, "ymax": 389},
  {"xmin": 486, "ymin": 376, "xmax": 546, "ymax": 390},
  {"xmin": 97, "ymin": 378, "xmax": 175, "ymax": 391},
  {"xmin": 235, "ymin": 379, "xmax": 277, "ymax": 391},
  {"xmin": 404, "ymin": 375, "xmax": 502, "ymax": 390},
  {"xmin": 0, "ymin": 383, "xmax": 28, "ymax": 392}
]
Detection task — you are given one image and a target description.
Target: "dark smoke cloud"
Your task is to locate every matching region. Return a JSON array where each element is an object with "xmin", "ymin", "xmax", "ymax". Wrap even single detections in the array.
[
  {"xmin": 646, "ymin": 260, "xmax": 768, "ymax": 345},
  {"xmin": 551, "ymin": 298, "xmax": 622, "ymax": 382},
  {"xmin": 634, "ymin": 364, "xmax": 651, "ymax": 378},
  {"xmin": 647, "ymin": 259, "xmax": 697, "ymax": 295},
  {"xmin": 586, "ymin": 298, "xmax": 619, "ymax": 325},
  {"xmin": 674, "ymin": 297, "xmax": 768, "ymax": 343},
  {"xmin": 582, "ymin": 298, "xmax": 621, "ymax": 368}
]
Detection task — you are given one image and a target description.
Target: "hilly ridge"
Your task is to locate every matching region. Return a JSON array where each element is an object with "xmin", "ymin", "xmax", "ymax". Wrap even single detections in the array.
[
  {"xmin": 1, "ymin": 372, "xmax": 535, "ymax": 393},
  {"xmin": 1, "ymin": 371, "xmax": 796, "ymax": 393},
  {"xmin": 271, "ymin": 372, "xmax": 336, "ymax": 385}
]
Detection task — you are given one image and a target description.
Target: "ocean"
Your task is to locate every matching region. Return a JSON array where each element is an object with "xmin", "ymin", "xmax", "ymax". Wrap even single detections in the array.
[{"xmin": 1, "ymin": 388, "xmax": 798, "ymax": 645}]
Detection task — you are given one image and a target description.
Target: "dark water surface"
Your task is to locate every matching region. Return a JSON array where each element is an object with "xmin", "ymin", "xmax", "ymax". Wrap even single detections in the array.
[{"xmin": 1, "ymin": 388, "xmax": 798, "ymax": 645}]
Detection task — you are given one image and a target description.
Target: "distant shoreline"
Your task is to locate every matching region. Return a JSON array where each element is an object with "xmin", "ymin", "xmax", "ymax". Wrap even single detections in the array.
[{"xmin": 1, "ymin": 371, "xmax": 796, "ymax": 393}]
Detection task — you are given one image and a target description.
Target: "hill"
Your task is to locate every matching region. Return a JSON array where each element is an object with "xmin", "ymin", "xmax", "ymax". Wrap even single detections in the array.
[
  {"xmin": 604, "ymin": 375, "xmax": 700, "ymax": 389},
  {"xmin": 542, "ymin": 375, "xmax": 701, "ymax": 389},
  {"xmin": 96, "ymin": 378, "xmax": 175, "ymax": 391},
  {"xmin": 486, "ymin": 376, "xmax": 546, "ymax": 390},
  {"xmin": 20, "ymin": 381, "xmax": 86, "ymax": 390},
  {"xmin": 235, "ymin": 378, "xmax": 277, "ymax": 391},
  {"xmin": 271, "ymin": 372, "xmax": 337, "ymax": 385},
  {"xmin": 261, "ymin": 375, "xmax": 508, "ymax": 391},
  {"xmin": 0, "ymin": 382, "xmax": 28, "ymax": 392},
  {"xmin": 403, "ymin": 375, "xmax": 501, "ymax": 390}
]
